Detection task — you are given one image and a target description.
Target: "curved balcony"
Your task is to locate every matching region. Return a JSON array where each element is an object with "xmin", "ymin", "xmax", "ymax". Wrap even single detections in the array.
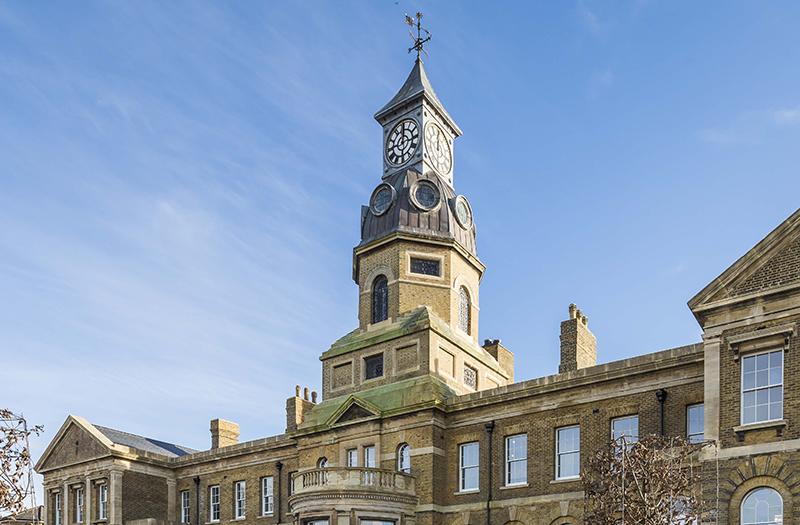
[{"xmin": 289, "ymin": 467, "xmax": 416, "ymax": 518}]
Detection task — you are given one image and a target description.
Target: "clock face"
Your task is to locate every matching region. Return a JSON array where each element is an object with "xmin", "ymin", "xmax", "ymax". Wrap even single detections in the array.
[
  {"xmin": 425, "ymin": 123, "xmax": 452, "ymax": 175},
  {"xmin": 385, "ymin": 119, "xmax": 419, "ymax": 166}
]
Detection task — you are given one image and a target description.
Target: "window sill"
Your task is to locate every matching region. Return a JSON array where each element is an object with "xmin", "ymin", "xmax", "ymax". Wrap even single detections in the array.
[
  {"xmin": 205, "ymin": 521, "xmax": 220, "ymax": 525},
  {"xmin": 551, "ymin": 477, "xmax": 581, "ymax": 484},
  {"xmin": 256, "ymin": 514, "xmax": 274, "ymax": 520},
  {"xmin": 499, "ymin": 483, "xmax": 528, "ymax": 491},
  {"xmin": 454, "ymin": 489, "xmax": 480, "ymax": 495},
  {"xmin": 734, "ymin": 419, "xmax": 787, "ymax": 441},
  {"xmin": 230, "ymin": 518, "xmax": 247, "ymax": 522}
]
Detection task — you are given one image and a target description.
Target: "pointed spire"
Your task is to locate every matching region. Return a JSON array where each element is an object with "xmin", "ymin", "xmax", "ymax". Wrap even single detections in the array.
[{"xmin": 375, "ymin": 58, "xmax": 462, "ymax": 136}]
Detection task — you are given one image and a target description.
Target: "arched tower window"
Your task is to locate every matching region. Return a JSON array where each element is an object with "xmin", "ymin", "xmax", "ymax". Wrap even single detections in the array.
[
  {"xmin": 372, "ymin": 275, "xmax": 389, "ymax": 324},
  {"xmin": 741, "ymin": 487, "xmax": 783, "ymax": 525},
  {"xmin": 317, "ymin": 457, "xmax": 328, "ymax": 469},
  {"xmin": 397, "ymin": 443, "xmax": 411, "ymax": 474},
  {"xmin": 458, "ymin": 286, "xmax": 471, "ymax": 335}
]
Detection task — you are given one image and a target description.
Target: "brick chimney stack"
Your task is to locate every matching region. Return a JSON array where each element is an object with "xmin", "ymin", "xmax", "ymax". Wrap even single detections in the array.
[
  {"xmin": 210, "ymin": 418, "xmax": 240, "ymax": 449},
  {"xmin": 559, "ymin": 303, "xmax": 597, "ymax": 373}
]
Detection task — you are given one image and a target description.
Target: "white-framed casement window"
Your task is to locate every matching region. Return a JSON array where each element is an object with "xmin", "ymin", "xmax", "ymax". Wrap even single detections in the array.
[
  {"xmin": 741, "ymin": 349, "xmax": 783, "ymax": 425},
  {"xmin": 75, "ymin": 487, "xmax": 85, "ymax": 524},
  {"xmin": 555, "ymin": 426, "xmax": 580, "ymax": 480},
  {"xmin": 360, "ymin": 521, "xmax": 395, "ymax": 525},
  {"xmin": 363, "ymin": 445, "xmax": 376, "ymax": 468},
  {"xmin": 261, "ymin": 476, "xmax": 273, "ymax": 516},
  {"xmin": 98, "ymin": 484, "xmax": 108, "ymax": 520},
  {"xmin": 234, "ymin": 481, "xmax": 246, "ymax": 520},
  {"xmin": 686, "ymin": 404, "xmax": 704, "ymax": 444},
  {"xmin": 209, "ymin": 485, "xmax": 220, "ymax": 523},
  {"xmin": 504, "ymin": 434, "xmax": 527, "ymax": 486},
  {"xmin": 54, "ymin": 492, "xmax": 62, "ymax": 525},
  {"xmin": 397, "ymin": 444, "xmax": 411, "ymax": 474},
  {"xmin": 459, "ymin": 442, "xmax": 479, "ymax": 492},
  {"xmin": 346, "ymin": 448, "xmax": 358, "ymax": 467},
  {"xmin": 611, "ymin": 415, "xmax": 639, "ymax": 451},
  {"xmin": 180, "ymin": 490, "xmax": 190, "ymax": 524}
]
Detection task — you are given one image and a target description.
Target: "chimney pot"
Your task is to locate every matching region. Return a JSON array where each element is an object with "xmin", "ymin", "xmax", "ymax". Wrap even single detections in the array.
[{"xmin": 559, "ymin": 304, "xmax": 597, "ymax": 373}]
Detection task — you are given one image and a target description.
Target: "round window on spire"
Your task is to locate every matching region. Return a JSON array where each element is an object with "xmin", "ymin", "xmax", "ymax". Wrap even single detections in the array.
[
  {"xmin": 370, "ymin": 183, "xmax": 396, "ymax": 216},
  {"xmin": 410, "ymin": 180, "xmax": 440, "ymax": 211},
  {"xmin": 453, "ymin": 195, "xmax": 473, "ymax": 229}
]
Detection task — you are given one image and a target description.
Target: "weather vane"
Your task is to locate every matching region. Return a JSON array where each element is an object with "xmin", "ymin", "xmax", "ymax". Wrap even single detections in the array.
[{"xmin": 405, "ymin": 12, "xmax": 431, "ymax": 59}]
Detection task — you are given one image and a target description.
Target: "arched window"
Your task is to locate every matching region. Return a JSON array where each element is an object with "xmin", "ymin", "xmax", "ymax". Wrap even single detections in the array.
[
  {"xmin": 397, "ymin": 443, "xmax": 411, "ymax": 474},
  {"xmin": 317, "ymin": 457, "xmax": 328, "ymax": 469},
  {"xmin": 372, "ymin": 275, "xmax": 388, "ymax": 324},
  {"xmin": 741, "ymin": 487, "xmax": 783, "ymax": 525},
  {"xmin": 458, "ymin": 286, "xmax": 471, "ymax": 335}
]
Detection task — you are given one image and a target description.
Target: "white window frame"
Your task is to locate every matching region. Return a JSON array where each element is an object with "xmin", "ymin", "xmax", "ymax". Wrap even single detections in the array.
[
  {"xmin": 180, "ymin": 490, "xmax": 190, "ymax": 524},
  {"xmin": 261, "ymin": 477, "xmax": 273, "ymax": 516},
  {"xmin": 98, "ymin": 484, "xmax": 108, "ymax": 521},
  {"xmin": 611, "ymin": 415, "xmax": 639, "ymax": 451},
  {"xmin": 686, "ymin": 404, "xmax": 704, "ymax": 444},
  {"xmin": 75, "ymin": 487, "xmax": 85, "ymax": 524},
  {"xmin": 459, "ymin": 442, "xmax": 480, "ymax": 492},
  {"xmin": 741, "ymin": 486, "xmax": 783, "ymax": 525},
  {"xmin": 363, "ymin": 445, "xmax": 376, "ymax": 468},
  {"xmin": 209, "ymin": 485, "xmax": 220, "ymax": 523},
  {"xmin": 397, "ymin": 444, "xmax": 411, "ymax": 474},
  {"xmin": 234, "ymin": 481, "xmax": 246, "ymax": 520},
  {"xmin": 346, "ymin": 448, "xmax": 358, "ymax": 467},
  {"xmin": 504, "ymin": 434, "xmax": 527, "ymax": 486},
  {"xmin": 555, "ymin": 426, "xmax": 580, "ymax": 480},
  {"xmin": 54, "ymin": 492, "xmax": 62, "ymax": 525},
  {"xmin": 741, "ymin": 348, "xmax": 784, "ymax": 425}
]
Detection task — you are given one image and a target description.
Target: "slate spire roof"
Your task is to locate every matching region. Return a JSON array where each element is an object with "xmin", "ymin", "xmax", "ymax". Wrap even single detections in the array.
[{"xmin": 374, "ymin": 58, "xmax": 461, "ymax": 135}]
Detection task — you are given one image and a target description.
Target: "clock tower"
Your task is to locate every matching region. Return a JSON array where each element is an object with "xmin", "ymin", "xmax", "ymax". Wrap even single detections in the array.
[
  {"xmin": 318, "ymin": 52, "xmax": 513, "ymax": 403},
  {"xmin": 375, "ymin": 57, "xmax": 462, "ymax": 187}
]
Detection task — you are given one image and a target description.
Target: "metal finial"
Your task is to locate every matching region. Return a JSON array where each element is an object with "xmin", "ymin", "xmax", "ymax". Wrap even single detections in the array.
[{"xmin": 405, "ymin": 11, "xmax": 431, "ymax": 59}]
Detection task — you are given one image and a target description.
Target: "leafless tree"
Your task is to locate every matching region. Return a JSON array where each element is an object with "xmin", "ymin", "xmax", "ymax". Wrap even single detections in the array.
[
  {"xmin": 0, "ymin": 410, "xmax": 42, "ymax": 518},
  {"xmin": 583, "ymin": 434, "xmax": 708, "ymax": 525}
]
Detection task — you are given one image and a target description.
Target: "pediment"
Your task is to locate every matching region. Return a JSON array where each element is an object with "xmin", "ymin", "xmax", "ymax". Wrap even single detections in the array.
[
  {"xmin": 325, "ymin": 396, "xmax": 382, "ymax": 427},
  {"xmin": 35, "ymin": 416, "xmax": 113, "ymax": 473},
  {"xmin": 689, "ymin": 208, "xmax": 800, "ymax": 312}
]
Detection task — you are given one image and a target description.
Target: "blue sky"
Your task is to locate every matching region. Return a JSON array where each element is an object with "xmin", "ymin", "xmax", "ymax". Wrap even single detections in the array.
[{"xmin": 2, "ymin": 0, "xmax": 799, "ymax": 492}]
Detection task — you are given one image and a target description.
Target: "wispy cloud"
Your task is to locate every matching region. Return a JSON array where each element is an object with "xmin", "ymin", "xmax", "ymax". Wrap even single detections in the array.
[
  {"xmin": 576, "ymin": 1, "xmax": 604, "ymax": 36},
  {"xmin": 697, "ymin": 105, "xmax": 800, "ymax": 145}
]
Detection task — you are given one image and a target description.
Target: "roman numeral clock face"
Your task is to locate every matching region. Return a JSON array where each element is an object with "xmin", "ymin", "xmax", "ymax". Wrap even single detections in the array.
[{"xmin": 385, "ymin": 119, "xmax": 419, "ymax": 166}]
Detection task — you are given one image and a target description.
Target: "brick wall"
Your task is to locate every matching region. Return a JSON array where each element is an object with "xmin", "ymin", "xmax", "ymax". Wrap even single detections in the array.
[{"xmin": 121, "ymin": 472, "xmax": 168, "ymax": 523}]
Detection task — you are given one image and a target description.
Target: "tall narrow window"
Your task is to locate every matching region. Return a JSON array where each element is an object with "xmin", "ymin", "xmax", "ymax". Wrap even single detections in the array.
[
  {"xmin": 346, "ymin": 448, "xmax": 358, "ymax": 467},
  {"xmin": 364, "ymin": 354, "xmax": 384, "ymax": 380},
  {"xmin": 459, "ymin": 442, "xmax": 479, "ymax": 492},
  {"xmin": 458, "ymin": 287, "xmax": 471, "ymax": 334},
  {"xmin": 54, "ymin": 493, "xmax": 62, "ymax": 525},
  {"xmin": 180, "ymin": 490, "xmax": 190, "ymax": 524},
  {"xmin": 741, "ymin": 487, "xmax": 783, "ymax": 525},
  {"xmin": 505, "ymin": 434, "xmax": 527, "ymax": 486},
  {"xmin": 98, "ymin": 484, "xmax": 108, "ymax": 521},
  {"xmin": 234, "ymin": 481, "xmax": 246, "ymax": 519},
  {"xmin": 261, "ymin": 477, "xmax": 273, "ymax": 516},
  {"xmin": 687, "ymin": 404, "xmax": 704, "ymax": 444},
  {"xmin": 611, "ymin": 415, "xmax": 639, "ymax": 451},
  {"xmin": 371, "ymin": 275, "xmax": 389, "ymax": 323},
  {"xmin": 363, "ymin": 446, "xmax": 376, "ymax": 468},
  {"xmin": 742, "ymin": 349, "xmax": 783, "ymax": 425},
  {"xmin": 397, "ymin": 444, "xmax": 411, "ymax": 474},
  {"xmin": 463, "ymin": 364, "xmax": 477, "ymax": 390},
  {"xmin": 75, "ymin": 487, "xmax": 84, "ymax": 524},
  {"xmin": 209, "ymin": 485, "xmax": 220, "ymax": 523},
  {"xmin": 556, "ymin": 426, "xmax": 580, "ymax": 480}
]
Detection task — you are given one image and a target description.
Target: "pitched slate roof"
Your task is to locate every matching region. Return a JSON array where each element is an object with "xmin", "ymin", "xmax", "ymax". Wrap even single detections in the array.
[{"xmin": 94, "ymin": 425, "xmax": 198, "ymax": 458}]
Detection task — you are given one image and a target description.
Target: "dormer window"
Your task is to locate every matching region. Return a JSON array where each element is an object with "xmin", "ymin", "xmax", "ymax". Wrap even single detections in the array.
[{"xmin": 371, "ymin": 275, "xmax": 388, "ymax": 323}]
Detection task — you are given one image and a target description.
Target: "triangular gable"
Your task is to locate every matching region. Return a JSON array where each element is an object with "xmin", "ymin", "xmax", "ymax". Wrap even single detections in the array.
[
  {"xmin": 35, "ymin": 416, "xmax": 115, "ymax": 473},
  {"xmin": 325, "ymin": 396, "xmax": 382, "ymax": 427},
  {"xmin": 689, "ymin": 208, "xmax": 800, "ymax": 313}
]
